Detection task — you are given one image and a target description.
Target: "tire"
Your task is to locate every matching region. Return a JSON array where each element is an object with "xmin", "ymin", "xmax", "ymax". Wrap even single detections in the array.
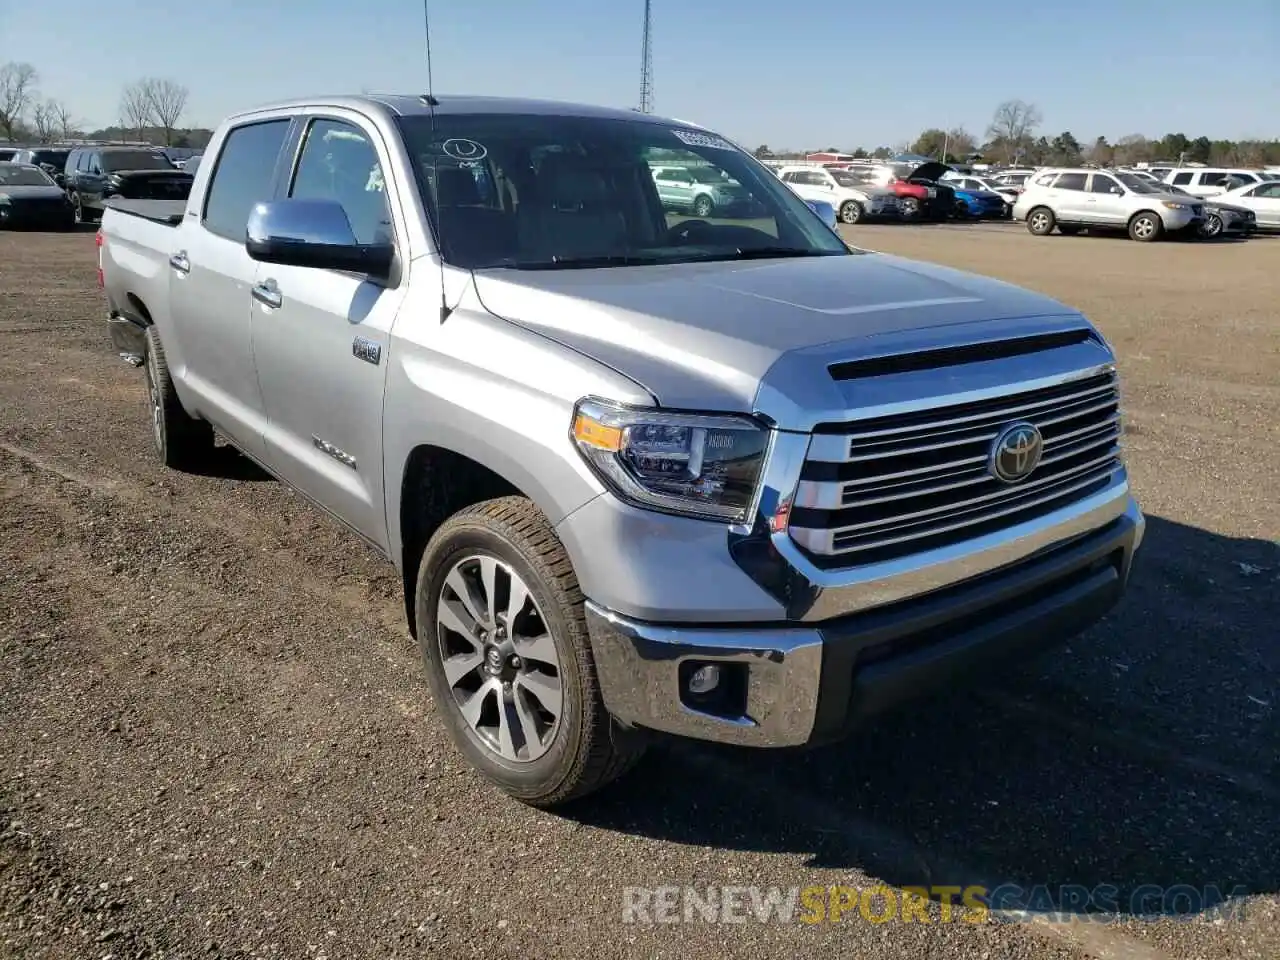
[
  {"xmin": 898, "ymin": 196, "xmax": 921, "ymax": 220},
  {"xmin": 1128, "ymin": 212, "xmax": 1162, "ymax": 242},
  {"xmin": 415, "ymin": 497, "xmax": 646, "ymax": 807},
  {"xmin": 143, "ymin": 326, "xmax": 213, "ymax": 470},
  {"xmin": 838, "ymin": 200, "xmax": 863, "ymax": 224},
  {"xmin": 1026, "ymin": 206, "xmax": 1056, "ymax": 236},
  {"xmin": 692, "ymin": 194, "xmax": 714, "ymax": 218},
  {"xmin": 1199, "ymin": 214, "xmax": 1223, "ymax": 239},
  {"xmin": 1057, "ymin": 225, "xmax": 1081, "ymax": 236},
  {"xmin": 71, "ymin": 193, "xmax": 86, "ymax": 225}
]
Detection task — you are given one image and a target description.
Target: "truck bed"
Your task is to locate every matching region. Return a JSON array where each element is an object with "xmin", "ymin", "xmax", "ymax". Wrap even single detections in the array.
[{"xmin": 103, "ymin": 198, "xmax": 187, "ymax": 226}]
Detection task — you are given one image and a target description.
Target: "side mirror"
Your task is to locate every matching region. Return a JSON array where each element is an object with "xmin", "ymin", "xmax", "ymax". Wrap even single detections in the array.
[{"xmin": 246, "ymin": 199, "xmax": 393, "ymax": 278}]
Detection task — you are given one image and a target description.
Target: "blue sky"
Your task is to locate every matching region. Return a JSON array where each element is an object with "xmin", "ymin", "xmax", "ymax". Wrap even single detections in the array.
[{"xmin": 3, "ymin": 0, "xmax": 1277, "ymax": 146}]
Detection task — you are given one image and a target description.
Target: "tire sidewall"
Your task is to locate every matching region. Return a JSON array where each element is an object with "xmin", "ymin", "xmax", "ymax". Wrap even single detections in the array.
[
  {"xmin": 415, "ymin": 522, "xmax": 589, "ymax": 796},
  {"xmin": 693, "ymin": 195, "xmax": 713, "ymax": 217},
  {"xmin": 144, "ymin": 335, "xmax": 167, "ymax": 458},
  {"xmin": 1027, "ymin": 207, "xmax": 1055, "ymax": 235},
  {"xmin": 1130, "ymin": 213, "xmax": 1160, "ymax": 241}
]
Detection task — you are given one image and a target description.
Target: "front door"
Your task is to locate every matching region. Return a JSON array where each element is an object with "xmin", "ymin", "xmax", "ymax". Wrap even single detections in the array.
[
  {"xmin": 1085, "ymin": 173, "xmax": 1127, "ymax": 225},
  {"xmin": 1246, "ymin": 182, "xmax": 1280, "ymax": 227},
  {"xmin": 249, "ymin": 115, "xmax": 405, "ymax": 548}
]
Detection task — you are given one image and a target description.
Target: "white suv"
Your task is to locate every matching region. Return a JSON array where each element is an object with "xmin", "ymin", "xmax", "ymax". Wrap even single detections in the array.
[
  {"xmin": 1161, "ymin": 167, "xmax": 1266, "ymax": 197},
  {"xmin": 776, "ymin": 165, "xmax": 899, "ymax": 223},
  {"xmin": 1013, "ymin": 168, "xmax": 1204, "ymax": 242}
]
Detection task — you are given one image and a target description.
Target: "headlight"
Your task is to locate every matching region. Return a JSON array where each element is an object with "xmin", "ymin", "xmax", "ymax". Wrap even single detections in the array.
[
  {"xmin": 1161, "ymin": 201, "xmax": 1189, "ymax": 210},
  {"xmin": 571, "ymin": 398, "xmax": 770, "ymax": 522},
  {"xmin": 0, "ymin": 193, "xmax": 10, "ymax": 205}
]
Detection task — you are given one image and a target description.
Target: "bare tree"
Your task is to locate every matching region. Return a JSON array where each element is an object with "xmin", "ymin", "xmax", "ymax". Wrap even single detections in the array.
[
  {"xmin": 0, "ymin": 62, "xmax": 39, "ymax": 140},
  {"xmin": 52, "ymin": 100, "xmax": 76, "ymax": 140},
  {"xmin": 120, "ymin": 82, "xmax": 153, "ymax": 140},
  {"xmin": 31, "ymin": 99, "xmax": 57, "ymax": 142},
  {"xmin": 986, "ymin": 99, "xmax": 1042, "ymax": 163},
  {"xmin": 141, "ymin": 78, "xmax": 188, "ymax": 146}
]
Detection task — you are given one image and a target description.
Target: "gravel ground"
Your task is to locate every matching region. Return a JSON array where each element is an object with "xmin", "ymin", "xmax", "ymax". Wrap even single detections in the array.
[{"xmin": 0, "ymin": 224, "xmax": 1276, "ymax": 959}]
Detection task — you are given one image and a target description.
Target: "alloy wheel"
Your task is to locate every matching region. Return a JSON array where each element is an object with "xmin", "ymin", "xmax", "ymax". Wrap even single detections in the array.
[{"xmin": 436, "ymin": 554, "xmax": 563, "ymax": 763}]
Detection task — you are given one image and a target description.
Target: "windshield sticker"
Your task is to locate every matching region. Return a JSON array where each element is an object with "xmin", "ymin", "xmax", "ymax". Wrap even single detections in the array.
[
  {"xmin": 442, "ymin": 138, "xmax": 488, "ymax": 162},
  {"xmin": 670, "ymin": 129, "xmax": 735, "ymax": 151}
]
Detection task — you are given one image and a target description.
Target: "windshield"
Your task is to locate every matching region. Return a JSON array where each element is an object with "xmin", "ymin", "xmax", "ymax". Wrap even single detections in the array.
[
  {"xmin": 29, "ymin": 150, "xmax": 70, "ymax": 169},
  {"xmin": 101, "ymin": 150, "xmax": 176, "ymax": 172},
  {"xmin": 1116, "ymin": 173, "xmax": 1163, "ymax": 194},
  {"xmin": 396, "ymin": 114, "xmax": 851, "ymax": 269},
  {"xmin": 0, "ymin": 165, "xmax": 55, "ymax": 187},
  {"xmin": 829, "ymin": 170, "xmax": 871, "ymax": 188}
]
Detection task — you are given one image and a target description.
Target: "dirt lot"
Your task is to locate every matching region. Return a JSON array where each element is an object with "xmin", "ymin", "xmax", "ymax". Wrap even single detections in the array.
[{"xmin": 0, "ymin": 224, "xmax": 1276, "ymax": 960}]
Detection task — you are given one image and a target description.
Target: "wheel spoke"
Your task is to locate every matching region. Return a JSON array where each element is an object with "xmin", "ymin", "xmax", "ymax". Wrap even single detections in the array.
[
  {"xmin": 505, "ymin": 577, "xmax": 530, "ymax": 632},
  {"xmin": 516, "ymin": 671, "xmax": 562, "ymax": 717},
  {"xmin": 496, "ymin": 691, "xmax": 520, "ymax": 759},
  {"xmin": 458, "ymin": 678, "xmax": 497, "ymax": 730},
  {"xmin": 445, "ymin": 568, "xmax": 486, "ymax": 629},
  {"xmin": 442, "ymin": 649, "xmax": 483, "ymax": 686},
  {"xmin": 478, "ymin": 556, "xmax": 499, "ymax": 628},
  {"xmin": 512, "ymin": 687, "xmax": 544, "ymax": 752},
  {"xmin": 437, "ymin": 597, "xmax": 480, "ymax": 642},
  {"xmin": 515, "ymin": 630, "xmax": 557, "ymax": 665}
]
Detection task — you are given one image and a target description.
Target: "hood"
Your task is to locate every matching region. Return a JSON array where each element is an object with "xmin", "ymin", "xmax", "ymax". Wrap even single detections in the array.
[
  {"xmin": 908, "ymin": 161, "xmax": 953, "ymax": 182},
  {"xmin": 1204, "ymin": 200, "xmax": 1251, "ymax": 215},
  {"xmin": 0, "ymin": 183, "xmax": 64, "ymax": 200},
  {"xmin": 472, "ymin": 253, "xmax": 1092, "ymax": 425}
]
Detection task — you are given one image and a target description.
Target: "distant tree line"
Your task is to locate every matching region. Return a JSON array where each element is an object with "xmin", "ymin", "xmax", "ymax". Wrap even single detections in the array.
[
  {"xmin": 752, "ymin": 99, "xmax": 1280, "ymax": 168},
  {"xmin": 0, "ymin": 60, "xmax": 210, "ymax": 148}
]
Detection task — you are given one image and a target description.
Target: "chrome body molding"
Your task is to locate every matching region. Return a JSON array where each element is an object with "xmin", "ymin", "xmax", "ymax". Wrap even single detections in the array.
[{"xmin": 584, "ymin": 601, "xmax": 825, "ymax": 748}]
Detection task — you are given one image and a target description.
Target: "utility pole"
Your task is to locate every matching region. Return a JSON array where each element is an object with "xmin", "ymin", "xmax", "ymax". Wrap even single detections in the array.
[{"xmin": 639, "ymin": 0, "xmax": 654, "ymax": 114}]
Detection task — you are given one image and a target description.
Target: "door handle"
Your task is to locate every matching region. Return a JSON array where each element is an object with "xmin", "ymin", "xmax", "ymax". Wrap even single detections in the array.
[
  {"xmin": 169, "ymin": 251, "xmax": 190, "ymax": 274},
  {"xmin": 252, "ymin": 282, "xmax": 283, "ymax": 309}
]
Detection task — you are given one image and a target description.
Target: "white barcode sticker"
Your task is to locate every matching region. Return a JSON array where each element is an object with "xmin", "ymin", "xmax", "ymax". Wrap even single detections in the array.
[{"xmin": 670, "ymin": 129, "xmax": 735, "ymax": 151}]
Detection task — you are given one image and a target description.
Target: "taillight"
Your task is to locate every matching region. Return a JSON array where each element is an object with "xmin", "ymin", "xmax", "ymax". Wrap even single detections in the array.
[{"xmin": 96, "ymin": 229, "xmax": 105, "ymax": 288}]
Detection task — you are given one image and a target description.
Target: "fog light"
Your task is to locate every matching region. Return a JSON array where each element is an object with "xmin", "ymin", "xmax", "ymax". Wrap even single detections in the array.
[{"xmin": 687, "ymin": 664, "xmax": 721, "ymax": 695}]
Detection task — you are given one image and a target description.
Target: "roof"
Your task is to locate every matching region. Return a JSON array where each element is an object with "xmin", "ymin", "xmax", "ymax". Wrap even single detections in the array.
[{"xmin": 231, "ymin": 94, "xmax": 691, "ymax": 128}]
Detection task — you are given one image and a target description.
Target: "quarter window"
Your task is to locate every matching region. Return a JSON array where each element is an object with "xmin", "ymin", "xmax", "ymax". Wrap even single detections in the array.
[
  {"xmin": 290, "ymin": 118, "xmax": 393, "ymax": 245},
  {"xmin": 203, "ymin": 119, "xmax": 290, "ymax": 240}
]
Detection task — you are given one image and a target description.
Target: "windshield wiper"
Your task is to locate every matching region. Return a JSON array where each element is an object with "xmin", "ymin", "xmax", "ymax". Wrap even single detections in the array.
[
  {"xmin": 686, "ymin": 247, "xmax": 845, "ymax": 262},
  {"xmin": 501, "ymin": 254, "xmax": 660, "ymax": 270}
]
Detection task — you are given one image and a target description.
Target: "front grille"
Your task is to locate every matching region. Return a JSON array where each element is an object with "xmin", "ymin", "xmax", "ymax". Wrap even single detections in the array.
[{"xmin": 789, "ymin": 371, "xmax": 1123, "ymax": 565}]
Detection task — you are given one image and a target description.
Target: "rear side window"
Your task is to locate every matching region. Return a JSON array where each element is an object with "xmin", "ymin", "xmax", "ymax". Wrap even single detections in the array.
[
  {"xmin": 1053, "ymin": 173, "xmax": 1087, "ymax": 191},
  {"xmin": 203, "ymin": 119, "xmax": 291, "ymax": 241},
  {"xmin": 1171, "ymin": 171, "xmax": 1194, "ymax": 185}
]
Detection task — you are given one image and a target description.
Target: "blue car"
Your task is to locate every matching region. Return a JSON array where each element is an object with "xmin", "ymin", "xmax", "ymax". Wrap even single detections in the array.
[
  {"xmin": 804, "ymin": 198, "xmax": 839, "ymax": 231},
  {"xmin": 948, "ymin": 184, "xmax": 1009, "ymax": 219}
]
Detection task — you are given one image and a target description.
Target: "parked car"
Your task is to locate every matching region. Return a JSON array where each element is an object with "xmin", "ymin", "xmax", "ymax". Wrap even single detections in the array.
[
  {"xmin": 99, "ymin": 94, "xmax": 1144, "ymax": 807},
  {"xmin": 0, "ymin": 162, "xmax": 75, "ymax": 230},
  {"xmin": 1014, "ymin": 168, "xmax": 1203, "ymax": 241},
  {"xmin": 859, "ymin": 161, "xmax": 957, "ymax": 220},
  {"xmin": 943, "ymin": 173, "xmax": 1019, "ymax": 210},
  {"xmin": 1204, "ymin": 179, "xmax": 1280, "ymax": 231},
  {"xmin": 1160, "ymin": 183, "xmax": 1257, "ymax": 238},
  {"xmin": 802, "ymin": 197, "xmax": 839, "ymax": 231},
  {"xmin": 1159, "ymin": 167, "xmax": 1267, "ymax": 198},
  {"xmin": 0, "ymin": 147, "xmax": 20, "ymax": 163},
  {"xmin": 776, "ymin": 165, "xmax": 898, "ymax": 223},
  {"xmin": 944, "ymin": 180, "xmax": 1010, "ymax": 219},
  {"xmin": 63, "ymin": 145, "xmax": 194, "ymax": 224},
  {"xmin": 650, "ymin": 165, "xmax": 760, "ymax": 218},
  {"xmin": 8, "ymin": 147, "xmax": 72, "ymax": 188}
]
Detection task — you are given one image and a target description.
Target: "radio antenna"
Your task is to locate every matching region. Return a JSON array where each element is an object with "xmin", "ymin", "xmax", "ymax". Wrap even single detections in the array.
[{"xmin": 423, "ymin": 0, "xmax": 436, "ymax": 101}]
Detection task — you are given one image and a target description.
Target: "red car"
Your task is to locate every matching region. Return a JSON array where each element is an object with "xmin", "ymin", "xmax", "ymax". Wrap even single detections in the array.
[{"xmin": 886, "ymin": 161, "xmax": 957, "ymax": 220}]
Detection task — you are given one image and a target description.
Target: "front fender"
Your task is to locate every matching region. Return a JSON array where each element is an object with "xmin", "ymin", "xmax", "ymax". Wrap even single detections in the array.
[{"xmin": 382, "ymin": 288, "xmax": 653, "ymax": 572}]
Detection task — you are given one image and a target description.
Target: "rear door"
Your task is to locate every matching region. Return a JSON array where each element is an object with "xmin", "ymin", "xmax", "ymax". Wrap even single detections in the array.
[
  {"xmin": 248, "ymin": 112, "xmax": 407, "ymax": 547},
  {"xmin": 1048, "ymin": 172, "xmax": 1089, "ymax": 221},
  {"xmin": 167, "ymin": 116, "xmax": 295, "ymax": 460}
]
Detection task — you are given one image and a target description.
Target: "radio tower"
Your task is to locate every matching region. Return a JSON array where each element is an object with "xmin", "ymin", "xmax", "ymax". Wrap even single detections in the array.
[{"xmin": 638, "ymin": 0, "xmax": 654, "ymax": 114}]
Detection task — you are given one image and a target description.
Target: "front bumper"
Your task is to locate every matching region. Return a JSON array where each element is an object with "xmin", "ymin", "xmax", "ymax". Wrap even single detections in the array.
[
  {"xmin": 0, "ymin": 201, "xmax": 74, "ymax": 229},
  {"xmin": 585, "ymin": 497, "xmax": 1143, "ymax": 747}
]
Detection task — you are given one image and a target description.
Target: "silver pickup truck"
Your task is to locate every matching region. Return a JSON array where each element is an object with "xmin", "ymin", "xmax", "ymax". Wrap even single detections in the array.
[{"xmin": 98, "ymin": 95, "xmax": 1145, "ymax": 807}]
